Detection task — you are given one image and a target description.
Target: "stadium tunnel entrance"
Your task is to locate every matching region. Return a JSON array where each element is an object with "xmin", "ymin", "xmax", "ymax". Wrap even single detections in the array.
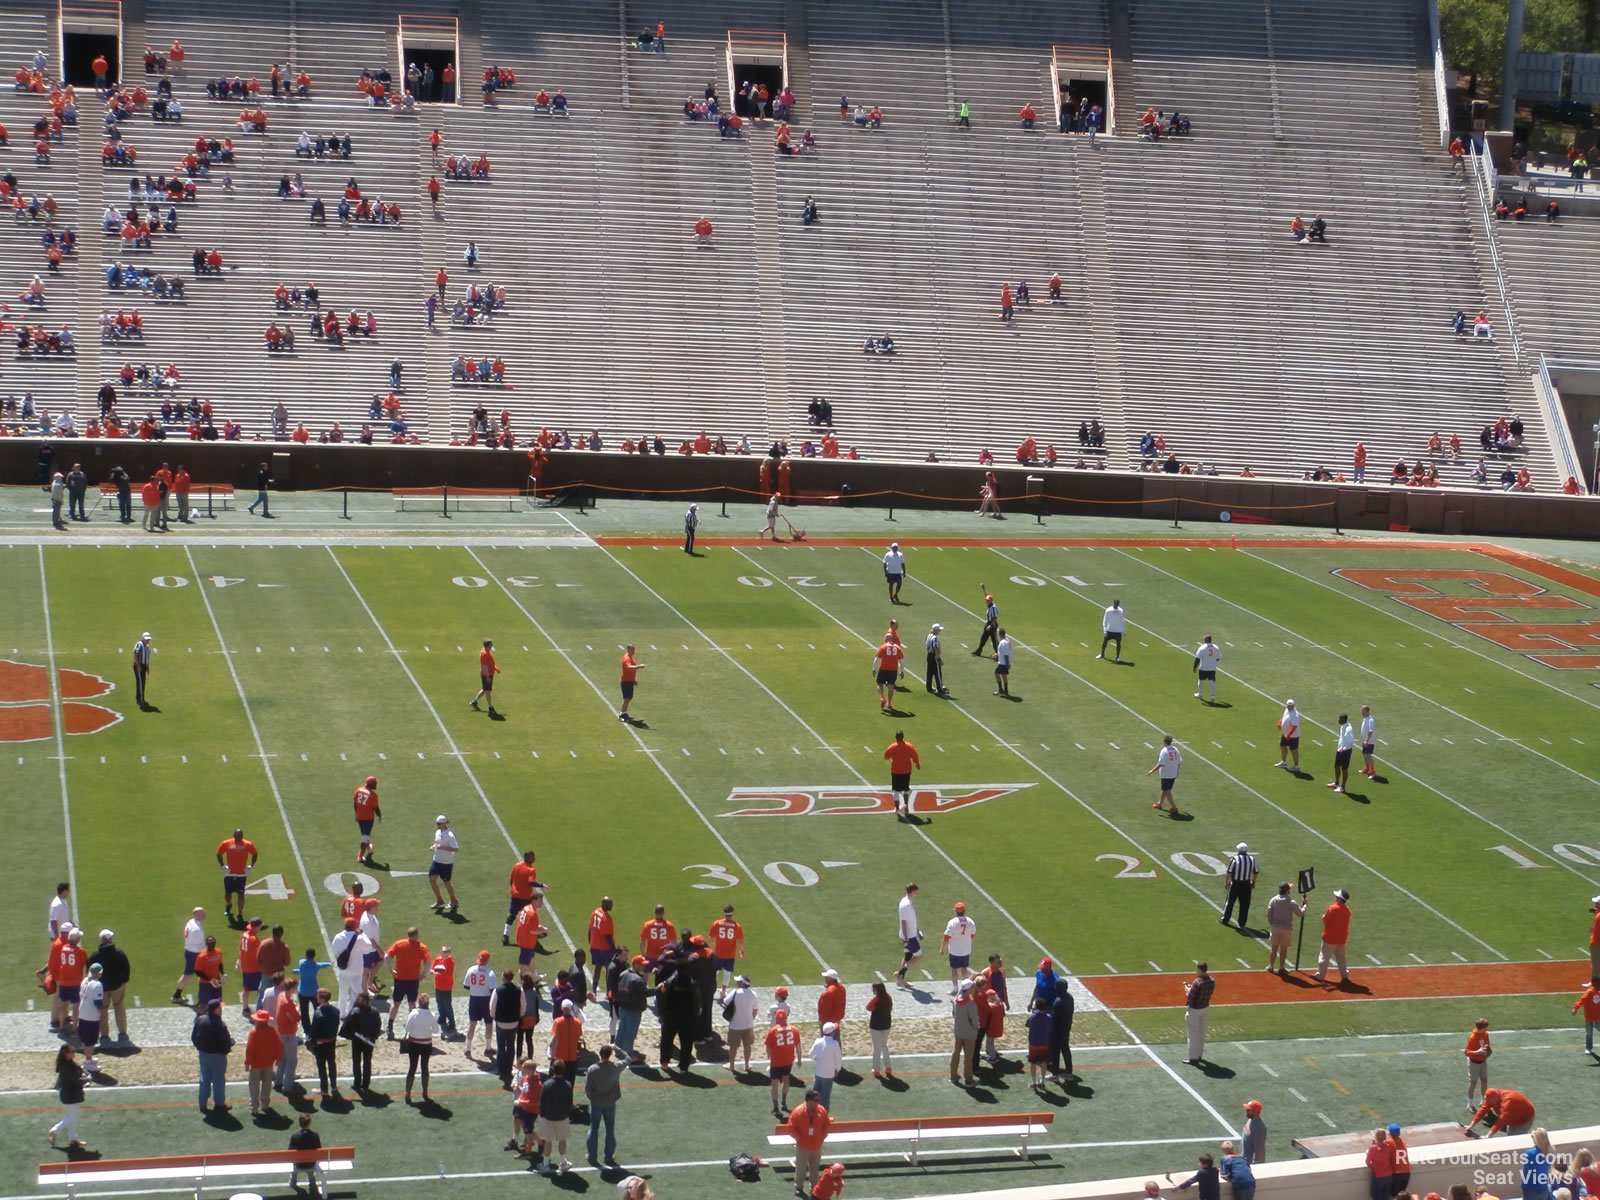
[
  {"xmin": 398, "ymin": 15, "xmax": 458, "ymax": 104},
  {"xmin": 727, "ymin": 30, "xmax": 788, "ymax": 118},
  {"xmin": 62, "ymin": 28, "xmax": 120, "ymax": 91},
  {"xmin": 1053, "ymin": 44, "xmax": 1113, "ymax": 134}
]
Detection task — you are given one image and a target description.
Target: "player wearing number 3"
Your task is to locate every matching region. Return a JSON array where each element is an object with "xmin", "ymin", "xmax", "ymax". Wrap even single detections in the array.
[{"xmin": 1147, "ymin": 735, "xmax": 1183, "ymax": 817}]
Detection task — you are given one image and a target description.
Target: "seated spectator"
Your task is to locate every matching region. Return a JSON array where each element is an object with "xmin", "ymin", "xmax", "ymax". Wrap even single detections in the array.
[
  {"xmin": 1308, "ymin": 216, "xmax": 1327, "ymax": 242},
  {"xmin": 1290, "ymin": 215, "xmax": 1305, "ymax": 240},
  {"xmin": 1139, "ymin": 431, "xmax": 1157, "ymax": 457},
  {"xmin": 1016, "ymin": 436, "xmax": 1038, "ymax": 464},
  {"xmin": 862, "ymin": 334, "xmax": 895, "ymax": 354},
  {"xmin": 296, "ymin": 131, "xmax": 312, "ymax": 157},
  {"xmin": 551, "ymin": 89, "xmax": 567, "ymax": 114},
  {"xmin": 1452, "ymin": 309, "xmax": 1467, "ymax": 336},
  {"xmin": 309, "ymin": 197, "xmax": 325, "ymax": 224},
  {"xmin": 534, "ymin": 88, "xmax": 552, "ymax": 112},
  {"xmin": 1473, "ymin": 310, "xmax": 1493, "ymax": 339},
  {"xmin": 1019, "ymin": 102, "xmax": 1038, "ymax": 129},
  {"xmin": 294, "ymin": 71, "xmax": 311, "ymax": 98},
  {"xmin": 1563, "ymin": 475, "xmax": 1582, "ymax": 495},
  {"xmin": 1546, "ymin": 198, "xmax": 1560, "ymax": 222},
  {"xmin": 1426, "ymin": 431, "xmax": 1442, "ymax": 456}
]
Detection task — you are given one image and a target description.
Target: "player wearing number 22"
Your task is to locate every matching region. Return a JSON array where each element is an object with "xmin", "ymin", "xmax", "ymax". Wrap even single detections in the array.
[{"xmin": 216, "ymin": 829, "xmax": 258, "ymax": 926}]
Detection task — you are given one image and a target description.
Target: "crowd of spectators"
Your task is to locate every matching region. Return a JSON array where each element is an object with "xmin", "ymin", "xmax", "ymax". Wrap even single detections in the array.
[
  {"xmin": 294, "ymin": 131, "xmax": 354, "ymax": 160},
  {"xmin": 1137, "ymin": 107, "xmax": 1191, "ymax": 140}
]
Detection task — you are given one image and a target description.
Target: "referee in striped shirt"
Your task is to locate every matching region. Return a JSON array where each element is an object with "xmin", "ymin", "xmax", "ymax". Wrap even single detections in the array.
[{"xmin": 1219, "ymin": 842, "xmax": 1257, "ymax": 929}]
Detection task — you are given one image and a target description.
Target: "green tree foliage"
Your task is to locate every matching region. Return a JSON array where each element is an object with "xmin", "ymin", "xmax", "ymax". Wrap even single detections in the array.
[{"xmin": 1440, "ymin": 0, "xmax": 1593, "ymax": 95}]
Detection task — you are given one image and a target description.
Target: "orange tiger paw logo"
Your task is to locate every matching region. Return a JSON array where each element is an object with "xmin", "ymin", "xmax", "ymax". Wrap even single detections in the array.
[{"xmin": 0, "ymin": 660, "xmax": 122, "ymax": 741}]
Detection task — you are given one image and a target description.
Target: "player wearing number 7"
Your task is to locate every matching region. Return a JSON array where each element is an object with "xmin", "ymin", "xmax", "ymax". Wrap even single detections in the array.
[{"xmin": 216, "ymin": 829, "xmax": 258, "ymax": 927}]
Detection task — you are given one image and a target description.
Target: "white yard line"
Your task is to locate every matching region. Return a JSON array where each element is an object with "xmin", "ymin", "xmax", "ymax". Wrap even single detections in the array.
[
  {"xmin": 36, "ymin": 546, "xmax": 79, "ymax": 907},
  {"xmin": 727, "ymin": 547, "xmax": 1236, "ymax": 1137},
  {"xmin": 918, "ymin": 549, "xmax": 1511, "ymax": 960},
  {"xmin": 1067, "ymin": 546, "xmax": 1600, "ymax": 889},
  {"xmin": 326, "ymin": 547, "xmax": 576, "ymax": 950},
  {"xmin": 461, "ymin": 548, "xmax": 829, "ymax": 969},
  {"xmin": 182, "ymin": 547, "xmax": 331, "ymax": 949}
]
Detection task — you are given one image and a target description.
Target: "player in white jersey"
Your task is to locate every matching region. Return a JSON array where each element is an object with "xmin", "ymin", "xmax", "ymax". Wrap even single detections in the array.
[
  {"xmin": 1193, "ymin": 635, "xmax": 1222, "ymax": 703},
  {"xmin": 893, "ymin": 883, "xmax": 922, "ymax": 985},
  {"xmin": 1328, "ymin": 714, "xmax": 1355, "ymax": 793},
  {"xmin": 1099, "ymin": 600, "xmax": 1126, "ymax": 661},
  {"xmin": 462, "ymin": 950, "xmax": 497, "ymax": 1058},
  {"xmin": 1147, "ymin": 734, "xmax": 1183, "ymax": 816},
  {"xmin": 882, "ymin": 542, "xmax": 906, "ymax": 604},
  {"xmin": 1359, "ymin": 705, "xmax": 1377, "ymax": 778},
  {"xmin": 1274, "ymin": 700, "xmax": 1301, "ymax": 770}
]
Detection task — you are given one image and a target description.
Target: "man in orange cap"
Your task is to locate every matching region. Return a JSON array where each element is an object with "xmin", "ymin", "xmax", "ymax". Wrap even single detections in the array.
[
  {"xmin": 812, "ymin": 1162, "xmax": 845, "ymax": 1200},
  {"xmin": 940, "ymin": 902, "xmax": 976, "ymax": 993},
  {"xmin": 462, "ymin": 949, "xmax": 495, "ymax": 1058},
  {"xmin": 1468, "ymin": 1086, "xmax": 1535, "ymax": 1136}
]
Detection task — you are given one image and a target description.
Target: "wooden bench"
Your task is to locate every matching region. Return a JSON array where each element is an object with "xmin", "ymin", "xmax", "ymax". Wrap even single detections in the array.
[
  {"xmin": 39, "ymin": 1147, "xmax": 355, "ymax": 1199},
  {"xmin": 769, "ymin": 1112, "xmax": 1054, "ymax": 1166},
  {"xmin": 97, "ymin": 483, "xmax": 235, "ymax": 511},
  {"xmin": 394, "ymin": 486, "xmax": 521, "ymax": 512}
]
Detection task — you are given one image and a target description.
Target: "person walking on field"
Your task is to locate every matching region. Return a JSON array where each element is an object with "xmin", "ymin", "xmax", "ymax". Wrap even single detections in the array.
[
  {"xmin": 1148, "ymin": 735, "xmax": 1183, "ymax": 816},
  {"xmin": 882, "ymin": 542, "xmax": 906, "ymax": 603},
  {"xmin": 1313, "ymin": 888, "xmax": 1353, "ymax": 984},
  {"xmin": 47, "ymin": 1044, "xmax": 86, "ymax": 1149},
  {"xmin": 470, "ymin": 639, "xmax": 500, "ymax": 716},
  {"xmin": 619, "ymin": 644, "xmax": 644, "ymax": 722},
  {"xmin": 1328, "ymin": 713, "xmax": 1355, "ymax": 793},
  {"xmin": 993, "ymin": 629, "xmax": 1013, "ymax": 696},
  {"xmin": 924, "ymin": 623, "xmax": 947, "ymax": 695},
  {"xmin": 786, "ymin": 1091, "xmax": 831, "ymax": 1199},
  {"xmin": 894, "ymin": 883, "xmax": 922, "ymax": 986},
  {"xmin": 1099, "ymin": 599, "xmax": 1125, "ymax": 660},
  {"xmin": 873, "ymin": 636, "xmax": 903, "ymax": 711},
  {"xmin": 1359, "ymin": 705, "xmax": 1378, "ymax": 778},
  {"xmin": 1182, "ymin": 962, "xmax": 1214, "ymax": 1065},
  {"xmin": 1220, "ymin": 843, "xmax": 1257, "ymax": 928},
  {"xmin": 1572, "ymin": 981, "xmax": 1600, "ymax": 1057},
  {"xmin": 974, "ymin": 587, "xmax": 999, "ymax": 656},
  {"xmin": 884, "ymin": 730, "xmax": 920, "ymax": 818},
  {"xmin": 760, "ymin": 494, "xmax": 779, "ymax": 541},
  {"xmin": 1265, "ymin": 882, "xmax": 1305, "ymax": 974},
  {"xmin": 1465, "ymin": 1018, "xmax": 1492, "ymax": 1107},
  {"xmin": 1193, "ymin": 634, "xmax": 1221, "ymax": 703},
  {"xmin": 429, "ymin": 816, "xmax": 460, "ymax": 914},
  {"xmin": 1274, "ymin": 699, "xmax": 1301, "ymax": 769}
]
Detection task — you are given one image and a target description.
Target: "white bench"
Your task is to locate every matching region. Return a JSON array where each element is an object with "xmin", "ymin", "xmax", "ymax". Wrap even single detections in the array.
[
  {"xmin": 769, "ymin": 1113, "xmax": 1055, "ymax": 1166},
  {"xmin": 39, "ymin": 1147, "xmax": 355, "ymax": 1200},
  {"xmin": 393, "ymin": 486, "xmax": 520, "ymax": 512}
]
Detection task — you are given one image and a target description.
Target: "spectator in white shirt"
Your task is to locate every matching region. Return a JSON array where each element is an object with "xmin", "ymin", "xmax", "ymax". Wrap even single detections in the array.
[
  {"xmin": 809, "ymin": 1023, "xmax": 842, "ymax": 1108},
  {"xmin": 172, "ymin": 907, "xmax": 207, "ymax": 1005},
  {"xmin": 723, "ymin": 975, "xmax": 760, "ymax": 1072},
  {"xmin": 940, "ymin": 904, "xmax": 977, "ymax": 990},
  {"xmin": 993, "ymin": 630, "xmax": 1013, "ymax": 696},
  {"xmin": 1275, "ymin": 700, "xmax": 1301, "ymax": 770},
  {"xmin": 48, "ymin": 882, "xmax": 72, "ymax": 945}
]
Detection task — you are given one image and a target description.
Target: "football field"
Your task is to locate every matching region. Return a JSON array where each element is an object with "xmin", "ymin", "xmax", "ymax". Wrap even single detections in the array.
[{"xmin": 3, "ymin": 499, "xmax": 1599, "ymax": 1198}]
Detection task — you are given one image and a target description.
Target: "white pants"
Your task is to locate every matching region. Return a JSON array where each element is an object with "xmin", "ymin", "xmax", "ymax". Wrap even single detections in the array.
[
  {"xmin": 50, "ymin": 1103, "xmax": 81, "ymax": 1144},
  {"xmin": 870, "ymin": 1027, "xmax": 891, "ymax": 1073},
  {"xmin": 337, "ymin": 971, "xmax": 364, "ymax": 1016},
  {"xmin": 1315, "ymin": 941, "xmax": 1348, "ymax": 980},
  {"xmin": 1184, "ymin": 1007, "xmax": 1209, "ymax": 1061}
]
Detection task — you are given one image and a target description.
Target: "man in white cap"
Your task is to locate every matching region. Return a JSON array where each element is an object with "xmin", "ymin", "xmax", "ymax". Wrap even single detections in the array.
[
  {"xmin": 1274, "ymin": 699, "xmax": 1301, "ymax": 770},
  {"xmin": 882, "ymin": 542, "xmax": 906, "ymax": 604},
  {"xmin": 1221, "ymin": 842, "xmax": 1258, "ymax": 928},
  {"xmin": 924, "ymin": 624, "xmax": 946, "ymax": 695},
  {"xmin": 1313, "ymin": 888, "xmax": 1353, "ymax": 985},
  {"xmin": 77, "ymin": 963, "xmax": 106, "ymax": 1073},
  {"xmin": 809, "ymin": 1021, "xmax": 842, "ymax": 1108},
  {"xmin": 682, "ymin": 503, "xmax": 698, "ymax": 554},
  {"xmin": 950, "ymin": 978, "xmax": 980, "ymax": 1086},
  {"xmin": 132, "ymin": 632, "xmax": 154, "ymax": 709},
  {"xmin": 49, "ymin": 469, "xmax": 66, "ymax": 530},
  {"xmin": 429, "ymin": 815, "xmax": 459, "ymax": 914}
]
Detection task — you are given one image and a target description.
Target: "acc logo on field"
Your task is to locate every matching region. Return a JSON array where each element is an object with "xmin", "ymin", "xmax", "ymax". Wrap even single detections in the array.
[
  {"xmin": 0, "ymin": 660, "xmax": 122, "ymax": 743},
  {"xmin": 722, "ymin": 785, "xmax": 1033, "ymax": 817}
]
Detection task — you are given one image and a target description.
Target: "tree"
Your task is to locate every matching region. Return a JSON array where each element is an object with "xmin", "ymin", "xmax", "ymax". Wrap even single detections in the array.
[{"xmin": 1440, "ymin": 0, "xmax": 1587, "ymax": 97}]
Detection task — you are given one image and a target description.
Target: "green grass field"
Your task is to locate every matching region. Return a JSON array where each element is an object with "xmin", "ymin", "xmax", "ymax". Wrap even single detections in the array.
[{"xmin": 3, "ymin": 501, "xmax": 1599, "ymax": 1199}]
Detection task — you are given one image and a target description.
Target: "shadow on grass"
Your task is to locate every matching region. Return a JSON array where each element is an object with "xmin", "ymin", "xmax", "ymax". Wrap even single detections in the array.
[
  {"xmin": 1194, "ymin": 1060, "xmax": 1236, "ymax": 1080},
  {"xmin": 417, "ymin": 1096, "xmax": 452, "ymax": 1119}
]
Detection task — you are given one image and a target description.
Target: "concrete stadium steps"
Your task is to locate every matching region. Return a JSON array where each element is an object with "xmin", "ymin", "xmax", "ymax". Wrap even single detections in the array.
[
  {"xmin": 808, "ymin": 0, "xmax": 952, "ymax": 130},
  {"xmin": 1489, "ymin": 210, "xmax": 1600, "ymax": 359},
  {"xmin": 949, "ymin": 0, "xmax": 1108, "ymax": 127},
  {"xmin": 0, "ymin": 82, "xmax": 82, "ymax": 421},
  {"xmin": 478, "ymin": 1, "xmax": 626, "ymax": 115}
]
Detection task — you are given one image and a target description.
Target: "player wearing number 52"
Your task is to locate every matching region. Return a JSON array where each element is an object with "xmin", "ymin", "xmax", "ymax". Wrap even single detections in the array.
[{"xmin": 216, "ymin": 829, "xmax": 259, "ymax": 927}]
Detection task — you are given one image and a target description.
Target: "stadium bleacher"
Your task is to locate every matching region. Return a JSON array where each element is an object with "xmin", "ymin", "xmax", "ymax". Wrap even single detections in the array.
[{"xmin": 0, "ymin": 0, "xmax": 1571, "ymax": 489}]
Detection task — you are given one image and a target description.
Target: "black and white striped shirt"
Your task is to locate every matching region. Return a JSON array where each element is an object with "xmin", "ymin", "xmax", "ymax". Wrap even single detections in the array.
[{"xmin": 1226, "ymin": 851, "xmax": 1257, "ymax": 885}]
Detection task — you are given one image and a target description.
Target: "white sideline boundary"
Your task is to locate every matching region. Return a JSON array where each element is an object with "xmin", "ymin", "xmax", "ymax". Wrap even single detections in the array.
[{"xmin": 37, "ymin": 545, "xmax": 81, "ymax": 914}]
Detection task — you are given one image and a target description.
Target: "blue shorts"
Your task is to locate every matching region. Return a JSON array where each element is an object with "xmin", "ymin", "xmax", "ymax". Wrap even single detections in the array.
[
  {"xmin": 430, "ymin": 861, "xmax": 454, "ymax": 881},
  {"xmin": 995, "ymin": 664, "xmax": 1010, "ymax": 676},
  {"xmin": 590, "ymin": 950, "xmax": 615, "ymax": 968},
  {"xmin": 1160, "ymin": 776, "xmax": 1178, "ymax": 792},
  {"xmin": 468, "ymin": 994, "xmax": 491, "ymax": 1021},
  {"xmin": 518, "ymin": 946, "xmax": 537, "ymax": 965},
  {"xmin": 508, "ymin": 895, "xmax": 531, "ymax": 920},
  {"xmin": 243, "ymin": 971, "xmax": 261, "ymax": 992},
  {"xmin": 223, "ymin": 874, "xmax": 246, "ymax": 896},
  {"xmin": 949, "ymin": 953, "xmax": 971, "ymax": 969},
  {"xmin": 392, "ymin": 978, "xmax": 419, "ymax": 1005},
  {"xmin": 357, "ymin": 819, "xmax": 374, "ymax": 836},
  {"xmin": 59, "ymin": 984, "xmax": 81, "ymax": 1003},
  {"xmin": 1362, "ymin": 742, "xmax": 1375, "ymax": 756},
  {"xmin": 876, "ymin": 668, "xmax": 898, "ymax": 686},
  {"xmin": 1280, "ymin": 735, "xmax": 1300, "ymax": 750},
  {"xmin": 363, "ymin": 951, "xmax": 381, "ymax": 969},
  {"xmin": 903, "ymin": 936, "xmax": 921, "ymax": 957},
  {"xmin": 620, "ymin": 680, "xmax": 635, "ymax": 700},
  {"xmin": 514, "ymin": 1107, "xmax": 537, "ymax": 1132},
  {"xmin": 769, "ymin": 1064, "xmax": 791, "ymax": 1080},
  {"xmin": 183, "ymin": 950, "xmax": 199, "ymax": 974},
  {"xmin": 77, "ymin": 1019, "xmax": 100, "ymax": 1045},
  {"xmin": 714, "ymin": 957, "xmax": 735, "ymax": 972}
]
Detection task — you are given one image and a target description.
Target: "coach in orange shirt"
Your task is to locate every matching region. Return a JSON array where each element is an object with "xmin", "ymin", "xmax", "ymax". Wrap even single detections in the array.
[
  {"xmin": 471, "ymin": 639, "xmax": 500, "ymax": 716},
  {"xmin": 786, "ymin": 1090, "xmax": 832, "ymax": 1197},
  {"xmin": 1312, "ymin": 889, "xmax": 1352, "ymax": 985},
  {"xmin": 385, "ymin": 928, "xmax": 430, "ymax": 1039},
  {"xmin": 883, "ymin": 730, "xmax": 920, "ymax": 818},
  {"xmin": 216, "ymin": 828, "xmax": 258, "ymax": 926}
]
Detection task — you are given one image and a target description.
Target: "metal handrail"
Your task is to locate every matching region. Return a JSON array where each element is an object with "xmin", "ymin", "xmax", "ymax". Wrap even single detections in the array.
[
  {"xmin": 1534, "ymin": 354, "xmax": 1593, "ymax": 486},
  {"xmin": 1469, "ymin": 147, "xmax": 1525, "ymax": 367},
  {"xmin": 1428, "ymin": 0, "xmax": 1450, "ymax": 146}
]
